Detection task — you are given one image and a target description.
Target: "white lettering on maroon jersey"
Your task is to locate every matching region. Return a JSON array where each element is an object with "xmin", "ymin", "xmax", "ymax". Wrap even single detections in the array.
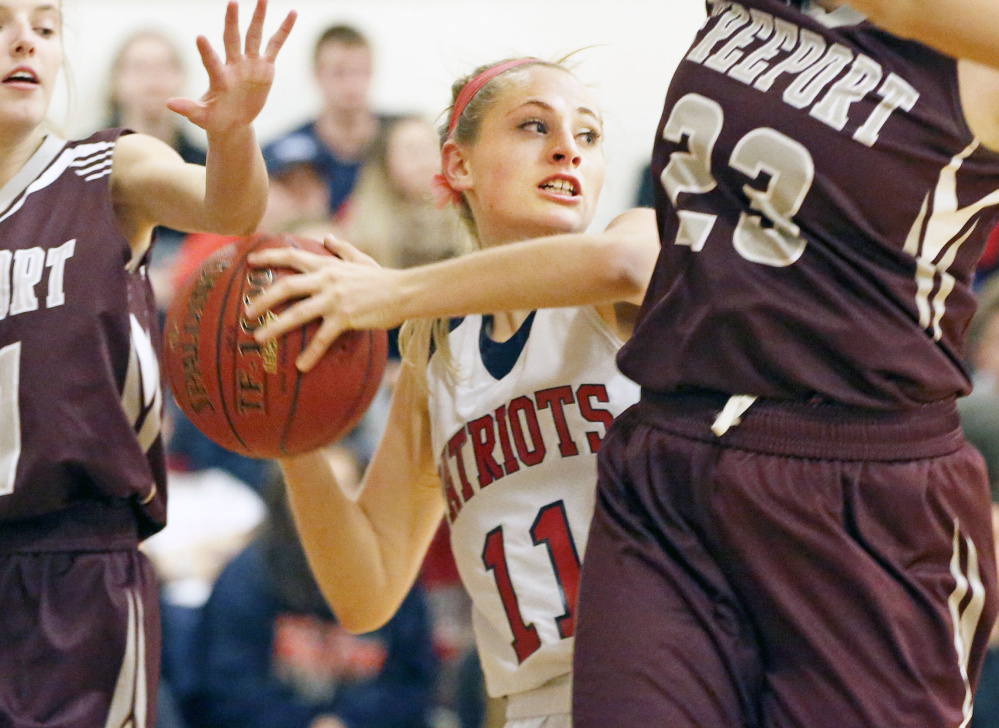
[
  {"xmin": 690, "ymin": 1, "xmax": 920, "ymax": 147},
  {"xmin": 0, "ymin": 239, "xmax": 76, "ymax": 320}
]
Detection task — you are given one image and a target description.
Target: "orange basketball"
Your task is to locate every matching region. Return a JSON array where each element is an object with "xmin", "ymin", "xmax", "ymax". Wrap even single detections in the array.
[{"xmin": 162, "ymin": 233, "xmax": 388, "ymax": 458}]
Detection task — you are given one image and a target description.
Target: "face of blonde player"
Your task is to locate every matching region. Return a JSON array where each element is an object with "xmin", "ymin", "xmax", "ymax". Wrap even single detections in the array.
[
  {"xmin": 0, "ymin": 0, "xmax": 61, "ymax": 141},
  {"xmin": 459, "ymin": 65, "xmax": 605, "ymax": 246}
]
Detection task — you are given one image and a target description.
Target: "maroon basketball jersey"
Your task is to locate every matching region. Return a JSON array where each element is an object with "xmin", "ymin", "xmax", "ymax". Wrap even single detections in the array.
[
  {"xmin": 0, "ymin": 130, "xmax": 167, "ymax": 537},
  {"xmin": 620, "ymin": 0, "xmax": 999, "ymax": 409}
]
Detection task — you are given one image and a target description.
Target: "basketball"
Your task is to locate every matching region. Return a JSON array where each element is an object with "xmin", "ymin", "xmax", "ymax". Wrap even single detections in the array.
[{"xmin": 162, "ymin": 233, "xmax": 389, "ymax": 458}]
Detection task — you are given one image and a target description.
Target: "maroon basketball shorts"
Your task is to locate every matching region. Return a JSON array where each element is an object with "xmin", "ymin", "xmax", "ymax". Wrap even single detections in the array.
[
  {"xmin": 573, "ymin": 393, "xmax": 997, "ymax": 728},
  {"xmin": 0, "ymin": 505, "xmax": 161, "ymax": 728}
]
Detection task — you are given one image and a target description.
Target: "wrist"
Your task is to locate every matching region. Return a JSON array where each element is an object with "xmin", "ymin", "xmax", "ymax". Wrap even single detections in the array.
[
  {"xmin": 206, "ymin": 124, "xmax": 258, "ymax": 153},
  {"xmin": 393, "ymin": 267, "xmax": 425, "ymax": 323}
]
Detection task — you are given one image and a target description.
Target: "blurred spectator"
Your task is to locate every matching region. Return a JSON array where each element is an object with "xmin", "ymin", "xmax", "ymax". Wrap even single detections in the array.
[
  {"xmin": 188, "ymin": 468, "xmax": 438, "ymax": 728},
  {"xmin": 143, "ymin": 464, "xmax": 268, "ymax": 607},
  {"xmin": 102, "ymin": 30, "xmax": 207, "ymax": 309},
  {"xmin": 966, "ymin": 276, "xmax": 999, "ymax": 388},
  {"xmin": 105, "ymin": 30, "xmax": 206, "ymax": 166},
  {"xmin": 339, "ymin": 114, "xmax": 468, "ymax": 269},
  {"xmin": 966, "ymin": 276, "xmax": 999, "ymax": 728},
  {"xmin": 418, "ymin": 524, "xmax": 477, "ymax": 728},
  {"xmin": 633, "ymin": 161, "xmax": 656, "ymax": 209},
  {"xmin": 263, "ymin": 24, "xmax": 392, "ymax": 218},
  {"xmin": 978, "ymin": 224, "xmax": 999, "ymax": 289}
]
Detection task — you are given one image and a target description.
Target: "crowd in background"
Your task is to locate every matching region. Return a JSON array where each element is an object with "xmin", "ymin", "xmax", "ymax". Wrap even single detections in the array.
[{"xmin": 99, "ymin": 15, "xmax": 999, "ymax": 728}]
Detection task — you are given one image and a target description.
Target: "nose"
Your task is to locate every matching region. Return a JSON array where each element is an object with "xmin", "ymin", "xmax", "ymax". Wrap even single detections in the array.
[
  {"xmin": 549, "ymin": 127, "xmax": 582, "ymax": 167},
  {"xmin": 10, "ymin": 20, "xmax": 36, "ymax": 57}
]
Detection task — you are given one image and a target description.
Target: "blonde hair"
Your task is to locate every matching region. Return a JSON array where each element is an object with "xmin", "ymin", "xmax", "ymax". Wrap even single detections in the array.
[{"xmin": 397, "ymin": 57, "xmax": 582, "ymax": 389}]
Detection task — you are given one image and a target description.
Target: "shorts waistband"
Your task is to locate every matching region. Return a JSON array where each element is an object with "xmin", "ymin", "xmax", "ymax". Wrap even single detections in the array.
[
  {"xmin": 506, "ymin": 673, "xmax": 572, "ymax": 720},
  {"xmin": 0, "ymin": 500, "xmax": 140, "ymax": 554},
  {"xmin": 637, "ymin": 390, "xmax": 964, "ymax": 461}
]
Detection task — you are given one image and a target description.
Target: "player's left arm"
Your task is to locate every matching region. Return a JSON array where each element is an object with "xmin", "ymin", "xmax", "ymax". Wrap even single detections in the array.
[
  {"xmin": 848, "ymin": 0, "xmax": 999, "ymax": 69},
  {"xmin": 111, "ymin": 0, "xmax": 295, "ymax": 256}
]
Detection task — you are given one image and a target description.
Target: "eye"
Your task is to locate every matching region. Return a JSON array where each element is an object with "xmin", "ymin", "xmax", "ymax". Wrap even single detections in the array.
[
  {"xmin": 578, "ymin": 128, "xmax": 602, "ymax": 146},
  {"xmin": 519, "ymin": 119, "xmax": 547, "ymax": 134},
  {"xmin": 36, "ymin": 27, "xmax": 55, "ymax": 38}
]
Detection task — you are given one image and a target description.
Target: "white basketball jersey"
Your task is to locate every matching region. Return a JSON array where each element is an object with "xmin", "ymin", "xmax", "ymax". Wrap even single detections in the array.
[{"xmin": 427, "ymin": 306, "xmax": 640, "ymax": 698}]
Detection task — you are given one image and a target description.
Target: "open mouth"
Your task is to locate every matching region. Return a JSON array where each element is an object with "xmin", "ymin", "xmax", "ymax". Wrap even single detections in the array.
[
  {"xmin": 540, "ymin": 178, "xmax": 579, "ymax": 196},
  {"xmin": 4, "ymin": 69, "xmax": 38, "ymax": 85}
]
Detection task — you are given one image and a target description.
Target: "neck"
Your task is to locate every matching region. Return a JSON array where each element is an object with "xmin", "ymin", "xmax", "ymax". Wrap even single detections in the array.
[
  {"xmin": 318, "ymin": 105, "xmax": 371, "ymax": 131},
  {"xmin": 315, "ymin": 108, "xmax": 376, "ymax": 160},
  {"xmin": 0, "ymin": 128, "xmax": 47, "ymax": 189},
  {"xmin": 487, "ymin": 309, "xmax": 533, "ymax": 343}
]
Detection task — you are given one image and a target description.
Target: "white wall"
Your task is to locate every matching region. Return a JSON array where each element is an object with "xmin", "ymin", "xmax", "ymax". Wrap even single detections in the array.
[{"xmin": 60, "ymin": 0, "xmax": 706, "ymax": 228}]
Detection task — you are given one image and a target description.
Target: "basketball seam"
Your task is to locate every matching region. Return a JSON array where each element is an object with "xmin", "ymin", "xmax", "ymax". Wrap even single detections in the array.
[
  {"xmin": 280, "ymin": 323, "xmax": 308, "ymax": 456},
  {"xmin": 214, "ymin": 239, "xmax": 258, "ymax": 453}
]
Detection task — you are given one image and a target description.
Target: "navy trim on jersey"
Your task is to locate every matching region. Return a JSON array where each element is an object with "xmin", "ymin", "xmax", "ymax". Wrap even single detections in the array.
[
  {"xmin": 479, "ymin": 311, "xmax": 537, "ymax": 380},
  {"xmin": 427, "ymin": 317, "xmax": 466, "ymax": 360}
]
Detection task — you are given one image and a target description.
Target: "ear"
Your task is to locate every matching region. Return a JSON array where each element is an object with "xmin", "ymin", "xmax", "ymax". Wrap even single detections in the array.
[{"xmin": 440, "ymin": 139, "xmax": 473, "ymax": 193}]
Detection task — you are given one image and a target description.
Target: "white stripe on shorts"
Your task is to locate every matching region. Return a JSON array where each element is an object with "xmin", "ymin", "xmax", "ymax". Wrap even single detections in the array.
[
  {"xmin": 104, "ymin": 588, "xmax": 148, "ymax": 728},
  {"xmin": 948, "ymin": 519, "xmax": 986, "ymax": 728}
]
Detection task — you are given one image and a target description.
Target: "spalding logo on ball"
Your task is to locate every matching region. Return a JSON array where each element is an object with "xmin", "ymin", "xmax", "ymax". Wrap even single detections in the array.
[{"xmin": 162, "ymin": 233, "xmax": 388, "ymax": 458}]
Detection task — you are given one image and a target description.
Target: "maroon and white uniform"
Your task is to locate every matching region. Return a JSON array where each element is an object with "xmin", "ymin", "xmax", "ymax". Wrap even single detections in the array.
[
  {"xmin": 0, "ymin": 130, "xmax": 165, "ymax": 728},
  {"xmin": 573, "ymin": 3, "xmax": 999, "ymax": 728},
  {"xmin": 623, "ymin": 0, "xmax": 999, "ymax": 408}
]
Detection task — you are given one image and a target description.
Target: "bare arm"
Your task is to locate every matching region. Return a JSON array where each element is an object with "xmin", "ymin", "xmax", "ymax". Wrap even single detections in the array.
[
  {"xmin": 112, "ymin": 0, "xmax": 296, "ymax": 257},
  {"xmin": 845, "ymin": 0, "xmax": 999, "ymax": 68},
  {"xmin": 281, "ymin": 362, "xmax": 446, "ymax": 634},
  {"xmin": 245, "ymin": 207, "xmax": 660, "ymax": 371}
]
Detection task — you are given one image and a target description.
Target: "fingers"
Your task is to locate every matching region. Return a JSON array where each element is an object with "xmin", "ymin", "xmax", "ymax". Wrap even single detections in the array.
[
  {"xmin": 323, "ymin": 236, "xmax": 379, "ymax": 267},
  {"xmin": 247, "ymin": 248, "xmax": 330, "ymax": 275},
  {"xmin": 264, "ymin": 9, "xmax": 298, "ymax": 61},
  {"xmin": 165, "ymin": 96, "xmax": 202, "ymax": 122},
  {"xmin": 253, "ymin": 290, "xmax": 329, "ymax": 337},
  {"xmin": 195, "ymin": 35, "xmax": 225, "ymax": 87},
  {"xmin": 243, "ymin": 271, "xmax": 318, "ymax": 320},
  {"xmin": 220, "ymin": 0, "xmax": 295, "ymax": 64},
  {"xmin": 297, "ymin": 320, "xmax": 345, "ymax": 372},
  {"xmin": 222, "ymin": 1, "xmax": 241, "ymax": 64},
  {"xmin": 243, "ymin": 0, "xmax": 267, "ymax": 57}
]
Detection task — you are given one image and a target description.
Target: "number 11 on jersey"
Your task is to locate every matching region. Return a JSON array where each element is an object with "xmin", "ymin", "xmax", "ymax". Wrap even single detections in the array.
[{"xmin": 482, "ymin": 500, "xmax": 583, "ymax": 663}]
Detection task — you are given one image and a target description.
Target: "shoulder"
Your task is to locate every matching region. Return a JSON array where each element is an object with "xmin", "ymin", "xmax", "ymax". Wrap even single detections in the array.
[
  {"xmin": 113, "ymin": 132, "xmax": 185, "ymax": 168},
  {"xmin": 110, "ymin": 133, "xmax": 189, "ymax": 201},
  {"xmin": 264, "ymin": 123, "xmax": 323, "ymax": 155},
  {"xmin": 959, "ymin": 60, "xmax": 999, "ymax": 152}
]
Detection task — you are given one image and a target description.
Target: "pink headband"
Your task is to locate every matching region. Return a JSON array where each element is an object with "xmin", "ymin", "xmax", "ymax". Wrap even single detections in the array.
[
  {"xmin": 432, "ymin": 58, "xmax": 542, "ymax": 209},
  {"xmin": 446, "ymin": 57, "xmax": 543, "ymax": 139}
]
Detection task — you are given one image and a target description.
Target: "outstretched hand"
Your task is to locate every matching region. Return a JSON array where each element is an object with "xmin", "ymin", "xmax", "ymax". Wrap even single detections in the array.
[
  {"xmin": 244, "ymin": 237, "xmax": 407, "ymax": 372},
  {"xmin": 167, "ymin": 0, "xmax": 296, "ymax": 135}
]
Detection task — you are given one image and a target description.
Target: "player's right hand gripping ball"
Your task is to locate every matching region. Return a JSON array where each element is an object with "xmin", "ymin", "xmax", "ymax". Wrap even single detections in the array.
[{"xmin": 162, "ymin": 233, "xmax": 388, "ymax": 458}]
